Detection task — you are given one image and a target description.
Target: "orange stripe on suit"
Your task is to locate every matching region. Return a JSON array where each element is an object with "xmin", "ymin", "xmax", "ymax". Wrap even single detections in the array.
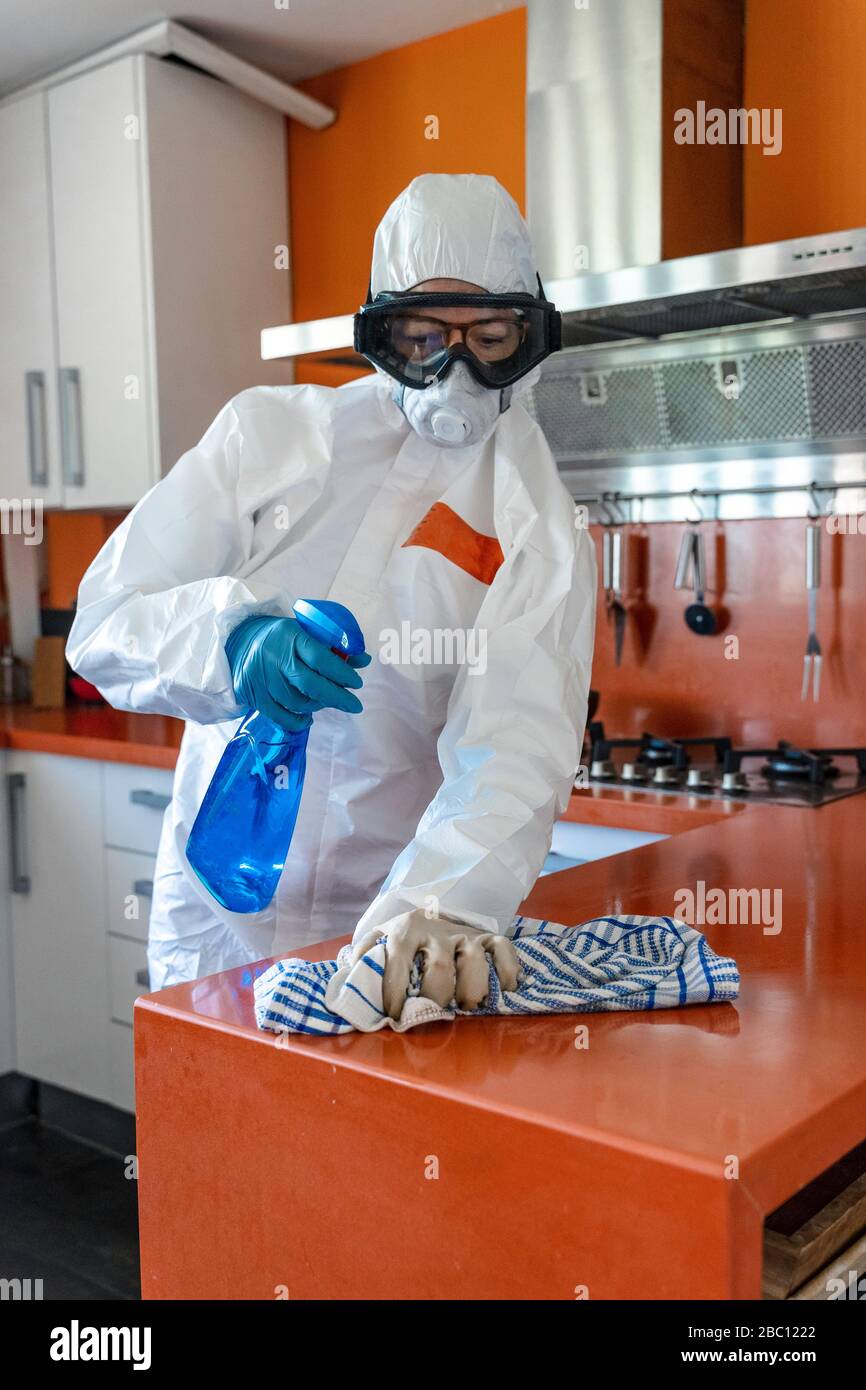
[{"xmin": 402, "ymin": 502, "xmax": 504, "ymax": 585}]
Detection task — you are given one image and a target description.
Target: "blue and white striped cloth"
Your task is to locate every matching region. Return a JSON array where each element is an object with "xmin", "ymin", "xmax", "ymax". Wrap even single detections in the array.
[{"xmin": 254, "ymin": 914, "xmax": 739, "ymax": 1036}]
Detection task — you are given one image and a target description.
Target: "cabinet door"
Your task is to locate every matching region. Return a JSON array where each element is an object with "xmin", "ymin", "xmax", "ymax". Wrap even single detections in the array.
[
  {"xmin": 9, "ymin": 752, "xmax": 111, "ymax": 1101},
  {"xmin": 48, "ymin": 58, "xmax": 155, "ymax": 507},
  {"xmin": 0, "ymin": 93, "xmax": 62, "ymax": 505}
]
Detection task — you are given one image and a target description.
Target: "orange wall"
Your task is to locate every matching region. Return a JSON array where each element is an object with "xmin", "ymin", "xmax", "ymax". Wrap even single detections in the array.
[
  {"xmin": 288, "ymin": 9, "xmax": 526, "ymax": 386},
  {"xmin": 744, "ymin": 0, "xmax": 866, "ymax": 242},
  {"xmin": 46, "ymin": 513, "xmax": 123, "ymax": 610}
]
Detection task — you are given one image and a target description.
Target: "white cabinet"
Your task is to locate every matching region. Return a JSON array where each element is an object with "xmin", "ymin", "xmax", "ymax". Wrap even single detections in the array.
[
  {"xmin": 8, "ymin": 752, "xmax": 174, "ymax": 1112},
  {"xmin": 0, "ymin": 93, "xmax": 62, "ymax": 506},
  {"xmin": 8, "ymin": 751, "xmax": 111, "ymax": 1101},
  {"xmin": 0, "ymin": 53, "xmax": 290, "ymax": 508},
  {"xmin": 48, "ymin": 60, "xmax": 153, "ymax": 508}
]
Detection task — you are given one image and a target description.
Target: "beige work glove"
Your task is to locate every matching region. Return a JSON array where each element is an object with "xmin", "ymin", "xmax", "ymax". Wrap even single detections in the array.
[{"xmin": 352, "ymin": 909, "xmax": 521, "ymax": 1021}]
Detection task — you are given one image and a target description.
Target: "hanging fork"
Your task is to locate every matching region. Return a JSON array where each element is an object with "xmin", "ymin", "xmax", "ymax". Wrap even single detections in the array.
[{"xmin": 801, "ymin": 488, "xmax": 823, "ymax": 702}]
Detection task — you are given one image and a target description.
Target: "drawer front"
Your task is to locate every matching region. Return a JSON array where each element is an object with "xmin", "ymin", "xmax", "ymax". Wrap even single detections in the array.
[
  {"xmin": 108, "ymin": 934, "xmax": 150, "ymax": 1026},
  {"xmin": 105, "ymin": 847, "xmax": 155, "ymax": 945},
  {"xmin": 763, "ymin": 1139, "xmax": 866, "ymax": 1299},
  {"xmin": 103, "ymin": 763, "xmax": 174, "ymax": 854},
  {"xmin": 108, "ymin": 1020, "xmax": 136, "ymax": 1114},
  {"xmin": 790, "ymin": 1230, "xmax": 866, "ymax": 1301}
]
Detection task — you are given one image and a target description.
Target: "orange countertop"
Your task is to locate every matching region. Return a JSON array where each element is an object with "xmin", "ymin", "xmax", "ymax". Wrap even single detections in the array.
[
  {"xmin": 135, "ymin": 789, "xmax": 866, "ymax": 1299},
  {"xmin": 0, "ymin": 704, "xmax": 182, "ymax": 769}
]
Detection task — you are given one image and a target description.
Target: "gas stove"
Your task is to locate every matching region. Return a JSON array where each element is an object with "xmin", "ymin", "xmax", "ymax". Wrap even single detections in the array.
[{"xmin": 586, "ymin": 724, "xmax": 866, "ymax": 807}]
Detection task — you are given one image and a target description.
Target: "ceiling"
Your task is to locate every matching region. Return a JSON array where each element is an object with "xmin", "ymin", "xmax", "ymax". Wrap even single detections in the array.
[{"xmin": 0, "ymin": 0, "xmax": 522, "ymax": 97}]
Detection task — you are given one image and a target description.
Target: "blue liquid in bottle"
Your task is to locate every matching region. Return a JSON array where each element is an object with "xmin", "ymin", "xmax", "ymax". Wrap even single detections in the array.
[{"xmin": 186, "ymin": 599, "xmax": 364, "ymax": 914}]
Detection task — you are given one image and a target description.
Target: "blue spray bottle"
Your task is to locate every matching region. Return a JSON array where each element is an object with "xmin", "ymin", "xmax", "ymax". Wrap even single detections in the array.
[{"xmin": 186, "ymin": 599, "xmax": 365, "ymax": 914}]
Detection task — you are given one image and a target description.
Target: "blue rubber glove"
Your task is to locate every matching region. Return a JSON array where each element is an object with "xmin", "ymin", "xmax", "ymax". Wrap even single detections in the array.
[{"xmin": 225, "ymin": 616, "xmax": 371, "ymax": 732}]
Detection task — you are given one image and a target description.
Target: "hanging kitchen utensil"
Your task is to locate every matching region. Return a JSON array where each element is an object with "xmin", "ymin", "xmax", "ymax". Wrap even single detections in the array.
[
  {"xmin": 674, "ymin": 523, "xmax": 695, "ymax": 591},
  {"xmin": 684, "ymin": 528, "xmax": 717, "ymax": 634},
  {"xmin": 801, "ymin": 508, "xmax": 822, "ymax": 702},
  {"xmin": 674, "ymin": 495, "xmax": 717, "ymax": 635},
  {"xmin": 611, "ymin": 526, "xmax": 627, "ymax": 665},
  {"xmin": 626, "ymin": 494, "xmax": 655, "ymax": 662},
  {"xmin": 602, "ymin": 524, "xmax": 613, "ymax": 603},
  {"xmin": 601, "ymin": 496, "xmax": 627, "ymax": 665}
]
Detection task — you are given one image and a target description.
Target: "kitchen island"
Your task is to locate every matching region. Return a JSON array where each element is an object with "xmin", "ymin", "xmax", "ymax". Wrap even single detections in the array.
[{"xmin": 134, "ymin": 789, "xmax": 866, "ymax": 1299}]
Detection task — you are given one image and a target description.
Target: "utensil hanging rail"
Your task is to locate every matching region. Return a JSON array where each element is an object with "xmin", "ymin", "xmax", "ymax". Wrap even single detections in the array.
[{"xmin": 573, "ymin": 478, "xmax": 866, "ymax": 514}]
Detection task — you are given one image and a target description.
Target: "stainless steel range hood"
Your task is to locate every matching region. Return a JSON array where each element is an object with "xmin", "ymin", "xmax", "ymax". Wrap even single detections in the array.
[{"xmin": 551, "ymin": 228, "xmax": 866, "ymax": 347}]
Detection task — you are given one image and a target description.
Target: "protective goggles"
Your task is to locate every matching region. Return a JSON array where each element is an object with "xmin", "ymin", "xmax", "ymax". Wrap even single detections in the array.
[{"xmin": 354, "ymin": 279, "xmax": 562, "ymax": 390}]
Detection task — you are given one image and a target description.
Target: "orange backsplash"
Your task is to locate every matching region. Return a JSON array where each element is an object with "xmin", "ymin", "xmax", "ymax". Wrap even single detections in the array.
[{"xmin": 587, "ymin": 517, "xmax": 866, "ymax": 746}]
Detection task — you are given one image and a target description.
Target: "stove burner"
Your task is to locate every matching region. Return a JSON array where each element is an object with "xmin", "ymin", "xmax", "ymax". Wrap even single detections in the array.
[
  {"xmin": 640, "ymin": 741, "xmax": 677, "ymax": 766},
  {"xmin": 586, "ymin": 724, "xmax": 866, "ymax": 806},
  {"xmin": 761, "ymin": 747, "xmax": 839, "ymax": 782}
]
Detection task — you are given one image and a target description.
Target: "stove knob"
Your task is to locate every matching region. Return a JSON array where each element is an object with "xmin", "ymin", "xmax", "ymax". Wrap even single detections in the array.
[
  {"xmin": 721, "ymin": 771, "xmax": 749, "ymax": 793},
  {"xmin": 687, "ymin": 767, "xmax": 714, "ymax": 789},
  {"xmin": 654, "ymin": 765, "xmax": 685, "ymax": 785},
  {"xmin": 621, "ymin": 762, "xmax": 648, "ymax": 783},
  {"xmin": 590, "ymin": 759, "xmax": 617, "ymax": 781}
]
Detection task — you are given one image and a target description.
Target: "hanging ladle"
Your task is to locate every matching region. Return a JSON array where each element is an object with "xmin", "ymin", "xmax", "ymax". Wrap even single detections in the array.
[{"xmin": 674, "ymin": 492, "xmax": 717, "ymax": 635}]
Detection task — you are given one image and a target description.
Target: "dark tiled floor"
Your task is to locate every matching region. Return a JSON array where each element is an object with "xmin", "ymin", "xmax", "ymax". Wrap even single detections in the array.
[{"xmin": 0, "ymin": 1116, "xmax": 140, "ymax": 1299}]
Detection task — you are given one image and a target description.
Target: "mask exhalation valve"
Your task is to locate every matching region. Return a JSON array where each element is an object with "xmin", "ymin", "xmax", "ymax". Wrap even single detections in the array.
[{"xmin": 430, "ymin": 406, "xmax": 471, "ymax": 444}]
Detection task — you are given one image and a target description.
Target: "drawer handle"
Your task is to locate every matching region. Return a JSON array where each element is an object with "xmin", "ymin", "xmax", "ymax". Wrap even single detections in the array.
[
  {"xmin": 129, "ymin": 789, "xmax": 171, "ymax": 812},
  {"xmin": 133, "ymin": 878, "xmax": 154, "ymax": 898},
  {"xmin": 7, "ymin": 772, "xmax": 31, "ymax": 894},
  {"xmin": 59, "ymin": 366, "xmax": 84, "ymax": 486},
  {"xmin": 25, "ymin": 371, "xmax": 49, "ymax": 487},
  {"xmin": 135, "ymin": 968, "xmax": 150, "ymax": 989}
]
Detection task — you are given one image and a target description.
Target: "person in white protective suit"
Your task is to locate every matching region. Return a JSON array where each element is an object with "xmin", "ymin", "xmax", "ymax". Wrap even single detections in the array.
[{"xmin": 66, "ymin": 173, "xmax": 597, "ymax": 1011}]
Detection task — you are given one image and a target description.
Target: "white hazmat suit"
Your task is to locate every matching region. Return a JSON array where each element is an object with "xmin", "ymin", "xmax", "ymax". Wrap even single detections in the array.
[{"xmin": 67, "ymin": 174, "xmax": 596, "ymax": 990}]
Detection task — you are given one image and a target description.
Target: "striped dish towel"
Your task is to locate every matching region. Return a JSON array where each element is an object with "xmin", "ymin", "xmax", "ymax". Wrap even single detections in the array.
[{"xmin": 254, "ymin": 914, "xmax": 739, "ymax": 1036}]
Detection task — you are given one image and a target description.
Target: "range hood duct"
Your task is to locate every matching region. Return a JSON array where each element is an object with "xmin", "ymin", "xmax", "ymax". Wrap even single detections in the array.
[
  {"xmin": 525, "ymin": 0, "xmax": 866, "ymax": 344},
  {"xmin": 527, "ymin": 0, "xmax": 664, "ymax": 282}
]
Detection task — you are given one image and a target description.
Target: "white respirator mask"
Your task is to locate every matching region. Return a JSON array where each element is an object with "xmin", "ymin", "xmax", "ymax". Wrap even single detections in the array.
[{"xmin": 392, "ymin": 362, "xmax": 511, "ymax": 450}]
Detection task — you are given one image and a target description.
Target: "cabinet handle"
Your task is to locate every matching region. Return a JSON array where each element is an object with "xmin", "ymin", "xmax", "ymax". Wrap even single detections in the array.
[
  {"xmin": 129, "ymin": 789, "xmax": 171, "ymax": 812},
  {"xmin": 133, "ymin": 878, "xmax": 154, "ymax": 898},
  {"xmin": 135, "ymin": 968, "xmax": 150, "ymax": 989},
  {"xmin": 7, "ymin": 773, "xmax": 30, "ymax": 894},
  {"xmin": 58, "ymin": 366, "xmax": 84, "ymax": 486},
  {"xmin": 25, "ymin": 371, "xmax": 49, "ymax": 487}
]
